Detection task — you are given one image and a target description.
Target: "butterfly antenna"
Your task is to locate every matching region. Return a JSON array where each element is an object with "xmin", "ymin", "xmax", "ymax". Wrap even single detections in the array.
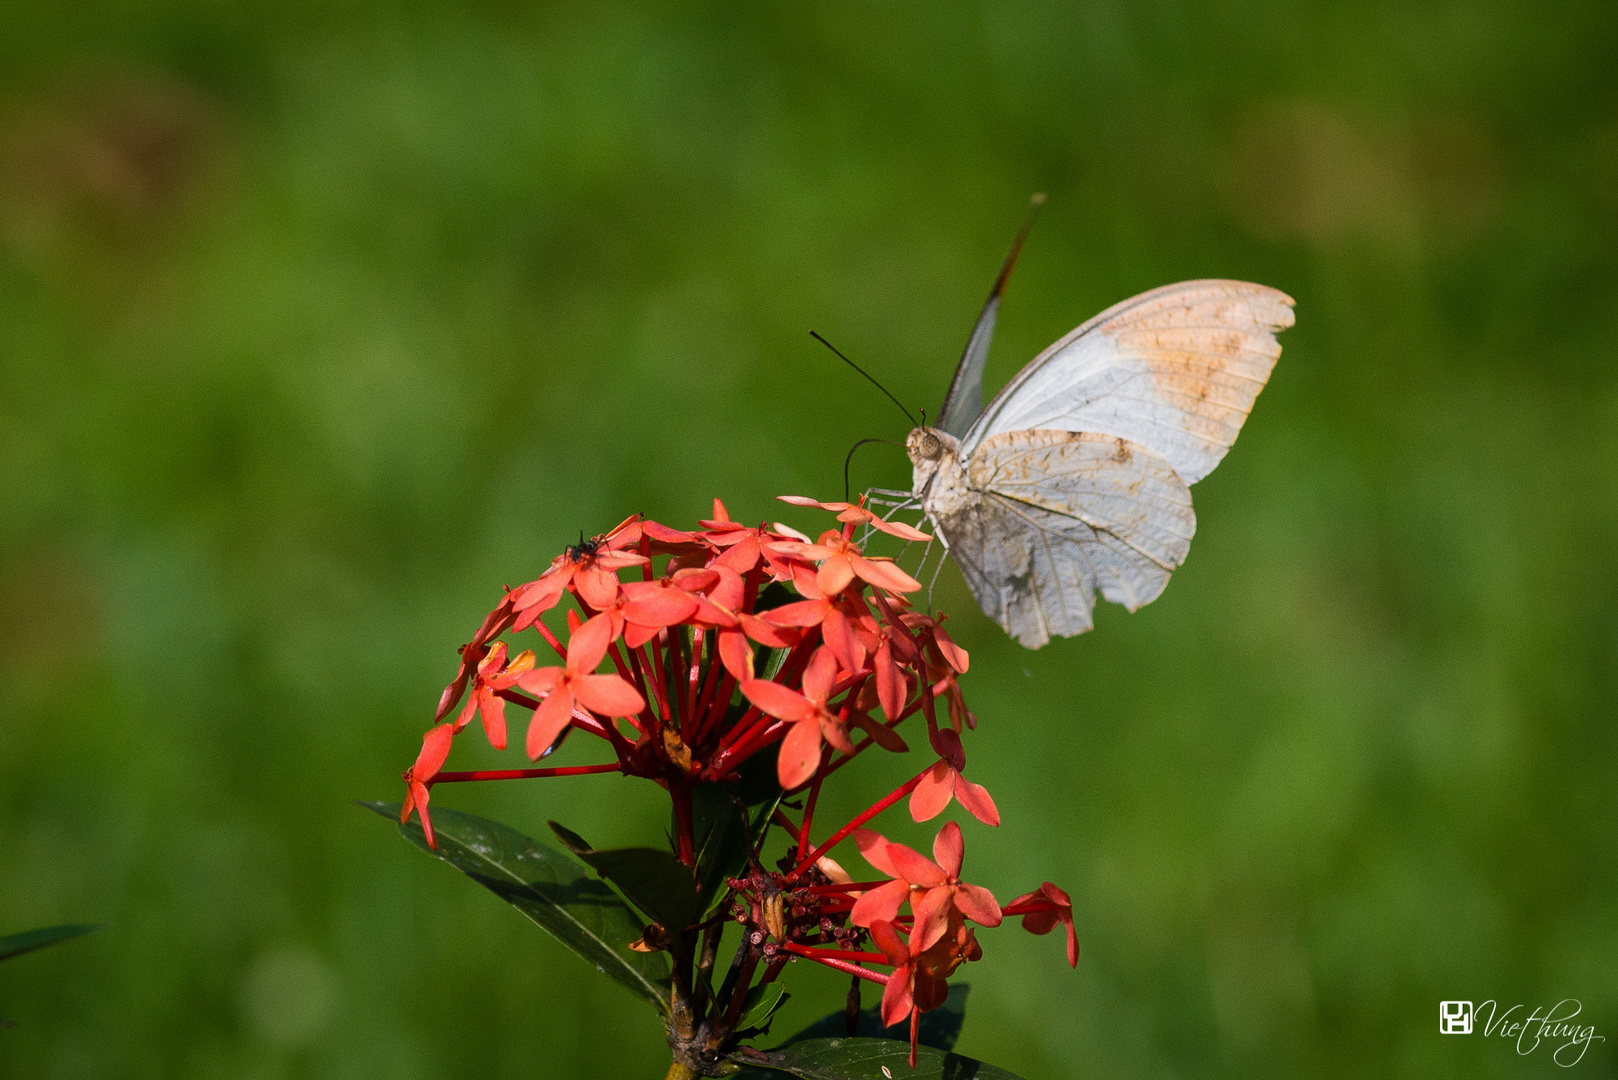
[
  {"xmin": 810, "ymin": 331, "xmax": 918, "ymax": 427},
  {"xmin": 842, "ymin": 437, "xmax": 903, "ymax": 502}
]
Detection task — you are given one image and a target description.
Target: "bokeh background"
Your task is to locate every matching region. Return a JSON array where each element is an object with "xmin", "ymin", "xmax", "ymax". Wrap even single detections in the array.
[{"xmin": 2, "ymin": 1, "xmax": 1615, "ymax": 1077}]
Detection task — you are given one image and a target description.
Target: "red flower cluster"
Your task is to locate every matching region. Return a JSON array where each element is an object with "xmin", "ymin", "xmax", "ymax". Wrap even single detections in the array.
[{"xmin": 399, "ymin": 497, "xmax": 1074, "ymax": 1065}]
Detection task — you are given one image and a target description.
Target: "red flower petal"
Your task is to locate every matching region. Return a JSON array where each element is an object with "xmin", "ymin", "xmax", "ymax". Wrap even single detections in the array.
[
  {"xmin": 478, "ymin": 688, "xmax": 508, "ymax": 750},
  {"xmin": 954, "ymin": 883, "xmax": 1003, "ymax": 928},
  {"xmin": 513, "ymin": 568, "xmax": 571, "ymax": 611},
  {"xmin": 527, "ymin": 685, "xmax": 574, "ymax": 760},
  {"xmin": 931, "ymin": 625, "xmax": 969, "ymax": 673},
  {"xmin": 818, "ymin": 714, "xmax": 856, "ymax": 756},
  {"xmin": 888, "ymin": 842, "xmax": 948, "ymax": 887},
  {"xmin": 717, "ymin": 628, "xmax": 754, "ymax": 681},
  {"xmin": 410, "ymin": 781, "xmax": 437, "ymax": 849},
  {"xmin": 851, "ymin": 555, "xmax": 922, "ymax": 594},
  {"xmin": 713, "ymin": 535, "xmax": 760, "ymax": 576},
  {"xmin": 1020, "ymin": 909, "xmax": 1060, "ymax": 935},
  {"xmin": 932, "ymin": 821, "xmax": 965, "ymax": 879},
  {"xmin": 952, "ymin": 773, "xmax": 1000, "ymax": 827},
  {"xmin": 574, "ymin": 565, "xmax": 621, "ymax": 611},
  {"xmin": 908, "ymin": 761, "xmax": 955, "ymax": 822},
  {"xmin": 739, "ymin": 612, "xmax": 801, "ymax": 648},
  {"xmin": 706, "ymin": 564, "xmax": 745, "ymax": 611},
  {"xmin": 822, "ymin": 608, "xmax": 865, "ymax": 674},
  {"xmin": 867, "ymin": 516, "xmax": 932, "ymax": 543},
  {"xmin": 880, "ymin": 968, "xmax": 914, "ymax": 1030},
  {"xmin": 566, "ymin": 612, "xmax": 618, "ymax": 674},
  {"xmin": 868, "ymin": 919, "xmax": 910, "ymax": 967},
  {"xmin": 740, "ymin": 679, "xmax": 816, "ymax": 723},
  {"xmin": 909, "ymin": 893, "xmax": 952, "ymax": 951},
  {"xmin": 453, "ymin": 691, "xmax": 478, "ymax": 734},
  {"xmin": 816, "ymin": 557, "xmax": 856, "ymax": 598},
  {"xmin": 851, "ymin": 711, "xmax": 907, "ymax": 753},
  {"xmin": 671, "ymin": 568, "xmax": 719, "ymax": 592},
  {"xmin": 572, "ymin": 673, "xmax": 646, "ymax": 717},
  {"xmin": 874, "ymin": 642, "xmax": 907, "ymax": 721},
  {"xmin": 515, "ymin": 666, "xmax": 564, "ymax": 696},
  {"xmin": 853, "ymin": 828, "xmax": 899, "ymax": 877},
  {"xmin": 761, "ymin": 599, "xmax": 830, "ymax": 629},
  {"xmin": 777, "ymin": 717, "xmax": 823, "ymax": 788},
  {"xmin": 625, "ymin": 621, "xmax": 660, "ymax": 649},
  {"xmin": 414, "ymin": 723, "xmax": 455, "ymax": 781},
  {"xmin": 801, "ymin": 646, "xmax": 840, "ymax": 705},
  {"xmin": 851, "ymin": 879, "xmax": 910, "ymax": 928},
  {"xmin": 690, "ymin": 596, "xmax": 738, "ymax": 628},
  {"xmin": 622, "ymin": 587, "xmax": 699, "ymax": 629}
]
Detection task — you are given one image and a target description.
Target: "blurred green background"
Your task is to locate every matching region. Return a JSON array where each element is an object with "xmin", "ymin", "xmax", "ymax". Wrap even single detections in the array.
[{"xmin": 1, "ymin": 1, "xmax": 1614, "ymax": 1077}]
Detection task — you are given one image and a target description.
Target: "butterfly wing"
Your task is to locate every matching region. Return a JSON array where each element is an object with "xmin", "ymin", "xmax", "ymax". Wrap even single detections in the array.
[
  {"xmin": 937, "ymin": 429, "xmax": 1194, "ymax": 648},
  {"xmin": 936, "ymin": 196, "xmax": 1046, "ymax": 438},
  {"xmin": 961, "ymin": 280, "xmax": 1295, "ymax": 484}
]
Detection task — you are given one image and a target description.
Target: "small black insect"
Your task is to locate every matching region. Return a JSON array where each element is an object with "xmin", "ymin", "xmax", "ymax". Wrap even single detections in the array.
[{"xmin": 565, "ymin": 531, "xmax": 603, "ymax": 562}]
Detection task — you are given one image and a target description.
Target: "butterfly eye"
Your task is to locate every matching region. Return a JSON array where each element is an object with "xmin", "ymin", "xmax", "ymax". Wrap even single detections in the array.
[{"xmin": 919, "ymin": 432, "xmax": 943, "ymax": 460}]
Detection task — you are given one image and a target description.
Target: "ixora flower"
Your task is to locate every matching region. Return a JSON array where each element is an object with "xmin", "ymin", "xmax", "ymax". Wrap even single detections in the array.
[{"xmin": 383, "ymin": 497, "xmax": 1076, "ymax": 1078}]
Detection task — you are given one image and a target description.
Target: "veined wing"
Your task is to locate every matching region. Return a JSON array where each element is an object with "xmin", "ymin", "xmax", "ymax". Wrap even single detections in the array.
[
  {"xmin": 941, "ymin": 430, "xmax": 1194, "ymax": 648},
  {"xmin": 961, "ymin": 280, "xmax": 1294, "ymax": 484}
]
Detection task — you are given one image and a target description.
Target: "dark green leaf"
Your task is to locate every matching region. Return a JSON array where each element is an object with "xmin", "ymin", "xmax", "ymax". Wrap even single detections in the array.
[
  {"xmin": 690, "ymin": 783, "xmax": 754, "ymax": 911},
  {"xmin": 736, "ymin": 982, "xmax": 789, "ymax": 1033},
  {"xmin": 363, "ymin": 802, "xmax": 669, "ymax": 1012},
  {"xmin": 0, "ymin": 924, "xmax": 100, "ymax": 963},
  {"xmin": 730, "ymin": 1036, "xmax": 1023, "ymax": 1080},
  {"xmin": 784, "ymin": 983, "xmax": 969, "ymax": 1052},
  {"xmin": 548, "ymin": 820, "xmax": 703, "ymax": 932}
]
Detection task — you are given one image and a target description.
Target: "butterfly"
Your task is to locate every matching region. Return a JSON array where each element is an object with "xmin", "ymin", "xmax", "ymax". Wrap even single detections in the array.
[{"xmin": 882, "ymin": 201, "xmax": 1294, "ymax": 648}]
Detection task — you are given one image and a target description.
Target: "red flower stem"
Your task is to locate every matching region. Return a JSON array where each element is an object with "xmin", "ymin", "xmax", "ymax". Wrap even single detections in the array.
[
  {"xmin": 671, "ymin": 782, "xmax": 695, "ymax": 866},
  {"xmin": 778, "ymin": 944, "xmax": 888, "ymax": 984},
  {"xmin": 648, "ymin": 633, "xmax": 672, "ymax": 728},
  {"xmin": 785, "ymin": 944, "xmax": 890, "ymax": 965},
  {"xmin": 640, "ymin": 642, "xmax": 674, "ymax": 730},
  {"xmin": 708, "ymin": 632, "xmax": 822, "ymax": 772},
  {"xmin": 625, "ymin": 645, "xmax": 668, "ymax": 735},
  {"xmin": 812, "ymin": 691, "xmax": 930, "ymax": 783},
  {"xmin": 1002, "ymin": 899, "xmax": 1061, "ymax": 916},
  {"xmin": 713, "ymin": 717, "xmax": 788, "ymax": 776},
  {"xmin": 494, "ymin": 687, "xmax": 542, "ymax": 712},
  {"xmin": 801, "ymin": 881, "xmax": 889, "ymax": 894},
  {"xmin": 429, "ymin": 762, "xmax": 622, "ymax": 786},
  {"xmin": 606, "ymin": 641, "xmax": 654, "ymax": 735},
  {"xmin": 796, "ymin": 764, "xmax": 827, "ymax": 865},
  {"xmin": 691, "ymin": 629, "xmax": 730, "ymax": 744},
  {"xmin": 792, "ymin": 765, "xmax": 931, "ymax": 876},
  {"xmin": 528, "ymin": 615, "xmax": 568, "ymax": 662},
  {"xmin": 683, "ymin": 628, "xmax": 703, "ymax": 742}
]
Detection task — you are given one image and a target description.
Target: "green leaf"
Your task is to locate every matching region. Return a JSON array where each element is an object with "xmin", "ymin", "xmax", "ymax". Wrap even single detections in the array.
[
  {"xmin": 736, "ymin": 982, "xmax": 790, "ymax": 1033},
  {"xmin": 363, "ymin": 802, "xmax": 669, "ymax": 1012},
  {"xmin": 783, "ymin": 983, "xmax": 969, "ymax": 1052},
  {"xmin": 690, "ymin": 783, "xmax": 754, "ymax": 911},
  {"xmin": 0, "ymin": 924, "xmax": 100, "ymax": 963},
  {"xmin": 730, "ymin": 1036, "xmax": 1024, "ymax": 1080},
  {"xmin": 548, "ymin": 821, "xmax": 703, "ymax": 933}
]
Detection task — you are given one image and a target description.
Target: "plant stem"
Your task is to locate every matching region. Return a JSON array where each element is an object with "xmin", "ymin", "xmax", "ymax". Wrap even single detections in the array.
[{"xmin": 663, "ymin": 1062, "xmax": 701, "ymax": 1080}]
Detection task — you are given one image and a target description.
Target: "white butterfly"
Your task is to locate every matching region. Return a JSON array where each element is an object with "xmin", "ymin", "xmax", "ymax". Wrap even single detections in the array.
[{"xmin": 881, "ymin": 205, "xmax": 1294, "ymax": 648}]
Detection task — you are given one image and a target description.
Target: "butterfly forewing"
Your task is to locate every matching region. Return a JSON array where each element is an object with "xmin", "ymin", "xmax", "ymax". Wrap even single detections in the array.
[{"xmin": 962, "ymin": 280, "xmax": 1294, "ymax": 484}]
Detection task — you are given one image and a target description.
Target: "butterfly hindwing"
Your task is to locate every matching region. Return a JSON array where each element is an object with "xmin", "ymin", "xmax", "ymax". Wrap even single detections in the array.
[{"xmin": 932, "ymin": 430, "xmax": 1194, "ymax": 648}]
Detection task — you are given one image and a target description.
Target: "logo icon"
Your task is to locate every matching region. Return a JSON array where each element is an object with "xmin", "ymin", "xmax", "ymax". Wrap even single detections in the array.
[{"xmin": 1441, "ymin": 1001, "xmax": 1474, "ymax": 1034}]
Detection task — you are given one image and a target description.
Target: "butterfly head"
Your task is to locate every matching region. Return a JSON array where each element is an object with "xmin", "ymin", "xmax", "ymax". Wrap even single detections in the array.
[{"xmin": 906, "ymin": 426, "xmax": 961, "ymax": 495}]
